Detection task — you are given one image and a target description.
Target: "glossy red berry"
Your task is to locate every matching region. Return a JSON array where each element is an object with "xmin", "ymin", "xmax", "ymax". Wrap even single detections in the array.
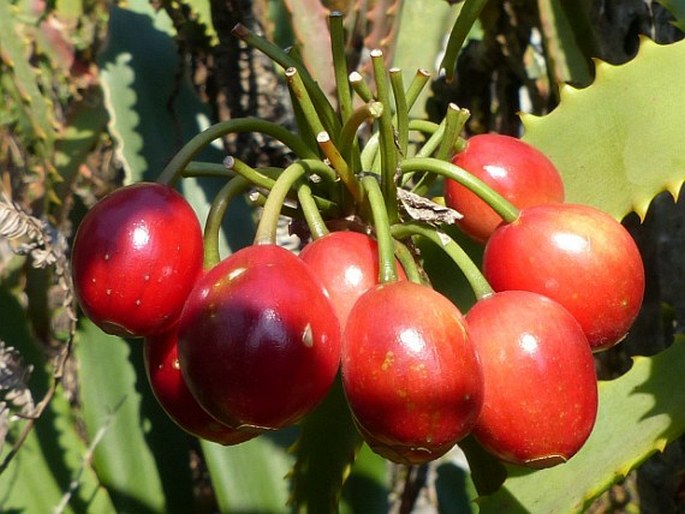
[
  {"xmin": 144, "ymin": 327, "xmax": 258, "ymax": 445},
  {"xmin": 71, "ymin": 182, "xmax": 204, "ymax": 337},
  {"xmin": 177, "ymin": 244, "xmax": 341, "ymax": 431},
  {"xmin": 299, "ymin": 231, "xmax": 406, "ymax": 326},
  {"xmin": 483, "ymin": 203, "xmax": 645, "ymax": 350},
  {"xmin": 466, "ymin": 291, "xmax": 598, "ymax": 468},
  {"xmin": 341, "ymin": 281, "xmax": 483, "ymax": 465},
  {"xmin": 445, "ymin": 134, "xmax": 564, "ymax": 242}
]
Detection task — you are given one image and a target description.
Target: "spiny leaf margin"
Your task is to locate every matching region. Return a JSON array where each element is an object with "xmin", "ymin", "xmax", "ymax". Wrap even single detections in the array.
[{"xmin": 521, "ymin": 36, "xmax": 685, "ymax": 221}]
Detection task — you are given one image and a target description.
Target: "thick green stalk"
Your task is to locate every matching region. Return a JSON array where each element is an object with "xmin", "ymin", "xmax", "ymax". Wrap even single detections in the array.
[
  {"xmin": 361, "ymin": 176, "xmax": 397, "ymax": 284},
  {"xmin": 286, "ymin": 67, "xmax": 326, "ymax": 136},
  {"xmin": 224, "ymin": 156, "xmax": 278, "ymax": 191},
  {"xmin": 253, "ymin": 159, "xmax": 336, "ymax": 245},
  {"xmin": 316, "ymin": 131, "xmax": 364, "ymax": 206},
  {"xmin": 435, "ymin": 104, "xmax": 470, "ymax": 162},
  {"xmin": 157, "ymin": 118, "xmax": 317, "ymax": 185},
  {"xmin": 392, "ymin": 240, "xmax": 423, "ymax": 284},
  {"xmin": 370, "ymin": 49, "xmax": 399, "ymax": 223},
  {"xmin": 391, "ymin": 221, "xmax": 493, "ymax": 300},
  {"xmin": 232, "ymin": 23, "xmax": 341, "ymax": 137},
  {"xmin": 439, "ymin": 0, "xmax": 490, "ymax": 82},
  {"xmin": 389, "ymin": 68, "xmax": 409, "ymax": 157},
  {"xmin": 400, "ymin": 157, "xmax": 520, "ymax": 223},
  {"xmin": 297, "ymin": 183, "xmax": 330, "ymax": 240},
  {"xmin": 338, "ymin": 101, "xmax": 384, "ymax": 168},
  {"xmin": 329, "ymin": 11, "xmax": 353, "ymax": 122},
  {"xmin": 349, "ymin": 71, "xmax": 374, "ymax": 103},
  {"xmin": 203, "ymin": 177, "xmax": 251, "ymax": 268},
  {"xmin": 403, "ymin": 69, "xmax": 432, "ymax": 111},
  {"xmin": 226, "ymin": 157, "xmax": 340, "ymax": 218},
  {"xmin": 412, "ymin": 104, "xmax": 471, "ymax": 195},
  {"xmin": 182, "ymin": 161, "xmax": 233, "ymax": 178}
]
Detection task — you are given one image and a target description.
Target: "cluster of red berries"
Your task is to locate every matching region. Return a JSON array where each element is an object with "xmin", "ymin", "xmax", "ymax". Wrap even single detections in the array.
[{"xmin": 71, "ymin": 133, "xmax": 644, "ymax": 468}]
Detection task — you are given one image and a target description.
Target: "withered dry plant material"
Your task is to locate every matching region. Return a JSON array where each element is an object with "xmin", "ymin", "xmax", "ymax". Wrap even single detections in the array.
[{"xmin": 0, "ymin": 193, "xmax": 76, "ymax": 474}]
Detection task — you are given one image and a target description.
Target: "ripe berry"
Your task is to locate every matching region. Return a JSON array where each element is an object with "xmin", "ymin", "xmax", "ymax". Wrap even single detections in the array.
[
  {"xmin": 341, "ymin": 281, "xmax": 483, "ymax": 464},
  {"xmin": 71, "ymin": 182, "xmax": 204, "ymax": 337},
  {"xmin": 483, "ymin": 203, "xmax": 645, "ymax": 350},
  {"xmin": 299, "ymin": 231, "xmax": 406, "ymax": 326},
  {"xmin": 467, "ymin": 290, "xmax": 598, "ymax": 468},
  {"xmin": 177, "ymin": 244, "xmax": 341, "ymax": 431},
  {"xmin": 144, "ymin": 327, "xmax": 258, "ymax": 445},
  {"xmin": 445, "ymin": 134, "xmax": 564, "ymax": 242}
]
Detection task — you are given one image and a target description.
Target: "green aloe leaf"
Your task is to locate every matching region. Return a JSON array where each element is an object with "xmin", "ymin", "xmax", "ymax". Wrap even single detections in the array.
[
  {"xmin": 393, "ymin": 0, "xmax": 460, "ymax": 117},
  {"xmin": 201, "ymin": 434, "xmax": 295, "ymax": 512},
  {"xmin": 75, "ymin": 320, "xmax": 196, "ymax": 513},
  {"xmin": 98, "ymin": 0, "xmax": 182, "ymax": 182},
  {"xmin": 53, "ymin": 88, "xmax": 109, "ymax": 202},
  {"xmin": 98, "ymin": 0, "xmax": 255, "ymax": 253},
  {"xmin": 0, "ymin": 286, "xmax": 116, "ymax": 514},
  {"xmin": 479, "ymin": 336, "xmax": 685, "ymax": 513},
  {"xmin": 521, "ymin": 37, "xmax": 685, "ymax": 221}
]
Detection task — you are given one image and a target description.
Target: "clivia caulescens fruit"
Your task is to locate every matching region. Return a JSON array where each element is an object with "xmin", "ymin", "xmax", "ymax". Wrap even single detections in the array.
[
  {"xmin": 71, "ymin": 182, "xmax": 204, "ymax": 338},
  {"xmin": 176, "ymin": 243, "xmax": 341, "ymax": 431}
]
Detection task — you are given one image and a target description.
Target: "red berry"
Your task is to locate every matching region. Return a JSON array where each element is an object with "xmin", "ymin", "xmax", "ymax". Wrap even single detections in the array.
[
  {"xmin": 445, "ymin": 134, "xmax": 564, "ymax": 242},
  {"xmin": 466, "ymin": 291, "xmax": 598, "ymax": 468},
  {"xmin": 341, "ymin": 281, "xmax": 483, "ymax": 465},
  {"xmin": 483, "ymin": 203, "xmax": 645, "ymax": 350},
  {"xmin": 299, "ymin": 231, "xmax": 406, "ymax": 326},
  {"xmin": 177, "ymin": 244, "xmax": 341, "ymax": 430},
  {"xmin": 144, "ymin": 327, "xmax": 258, "ymax": 445},
  {"xmin": 71, "ymin": 182, "xmax": 204, "ymax": 337}
]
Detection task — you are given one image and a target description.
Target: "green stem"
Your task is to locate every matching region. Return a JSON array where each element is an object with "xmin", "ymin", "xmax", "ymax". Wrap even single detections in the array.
[
  {"xmin": 371, "ymin": 49, "xmax": 399, "ymax": 224},
  {"xmin": 415, "ymin": 118, "xmax": 447, "ymax": 159},
  {"xmin": 286, "ymin": 67, "xmax": 326, "ymax": 136},
  {"xmin": 339, "ymin": 101, "xmax": 383, "ymax": 167},
  {"xmin": 329, "ymin": 11, "xmax": 353, "ymax": 122},
  {"xmin": 410, "ymin": 119, "xmax": 441, "ymax": 136},
  {"xmin": 232, "ymin": 23, "xmax": 341, "ymax": 137},
  {"xmin": 439, "ymin": 0, "xmax": 490, "ymax": 82},
  {"xmin": 204, "ymin": 176, "xmax": 251, "ymax": 268},
  {"xmin": 226, "ymin": 157, "xmax": 341, "ymax": 217},
  {"xmin": 253, "ymin": 160, "xmax": 335, "ymax": 244},
  {"xmin": 316, "ymin": 131, "xmax": 364, "ymax": 206},
  {"xmin": 365, "ymin": 119, "xmax": 442, "ymax": 175},
  {"xmin": 157, "ymin": 118, "xmax": 317, "ymax": 186},
  {"xmin": 435, "ymin": 103, "xmax": 470, "ymax": 162},
  {"xmin": 360, "ymin": 135, "xmax": 380, "ymax": 171},
  {"xmin": 400, "ymin": 157, "xmax": 520, "ymax": 223},
  {"xmin": 361, "ymin": 175, "xmax": 397, "ymax": 284},
  {"xmin": 224, "ymin": 156, "xmax": 278, "ymax": 190},
  {"xmin": 411, "ymin": 104, "xmax": 471, "ymax": 196},
  {"xmin": 349, "ymin": 71, "xmax": 374, "ymax": 103},
  {"xmin": 404, "ymin": 69, "xmax": 432, "ymax": 112},
  {"xmin": 297, "ymin": 183, "xmax": 329, "ymax": 240},
  {"xmin": 389, "ymin": 68, "xmax": 409, "ymax": 158},
  {"xmin": 284, "ymin": 63, "xmax": 320, "ymax": 153},
  {"xmin": 391, "ymin": 221, "xmax": 493, "ymax": 300},
  {"xmin": 393, "ymin": 239, "xmax": 423, "ymax": 284},
  {"xmin": 181, "ymin": 161, "xmax": 233, "ymax": 178}
]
